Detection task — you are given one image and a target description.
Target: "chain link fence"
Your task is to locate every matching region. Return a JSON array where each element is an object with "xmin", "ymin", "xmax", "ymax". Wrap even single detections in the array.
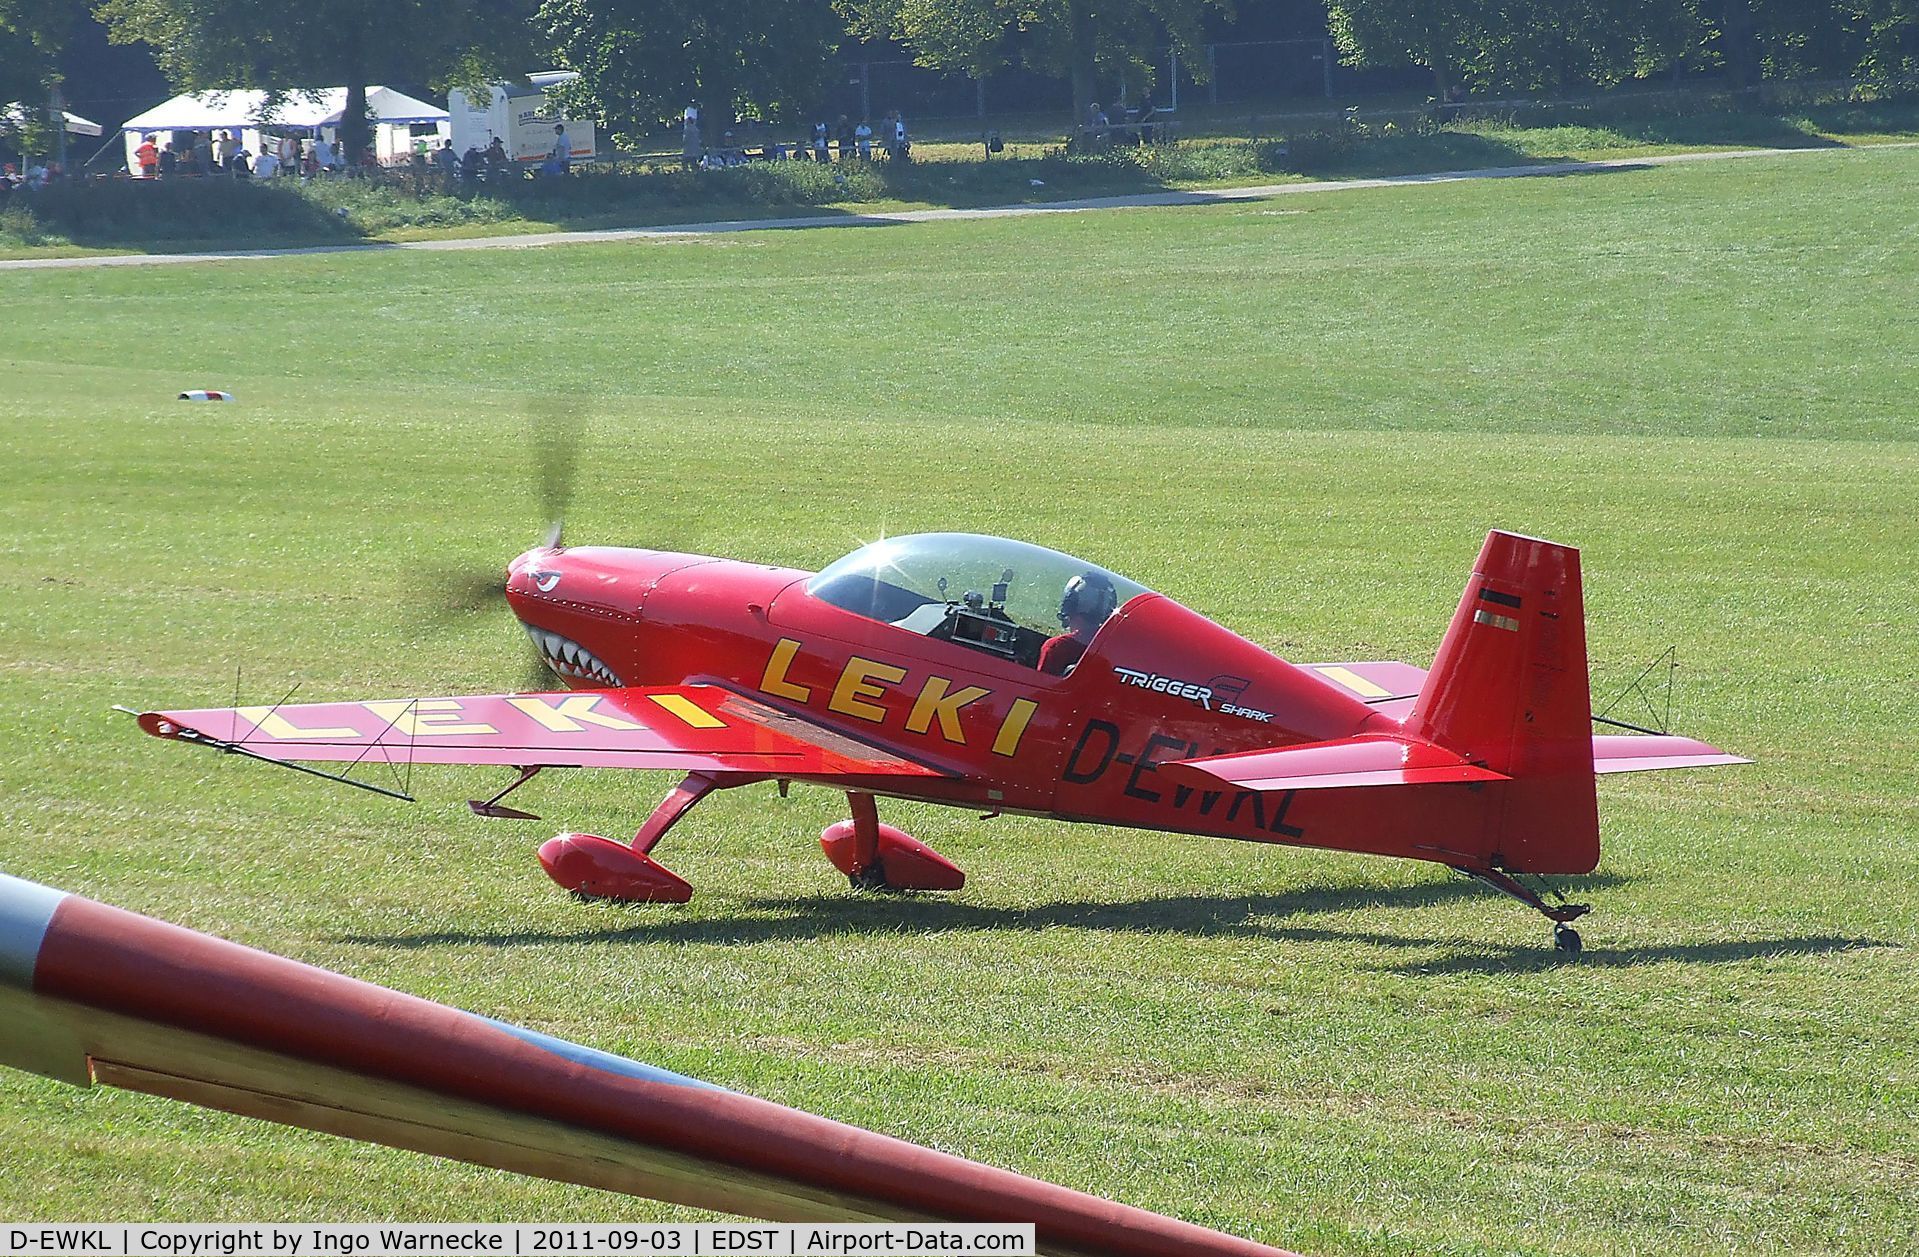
[{"xmin": 827, "ymin": 40, "xmax": 1440, "ymax": 125}]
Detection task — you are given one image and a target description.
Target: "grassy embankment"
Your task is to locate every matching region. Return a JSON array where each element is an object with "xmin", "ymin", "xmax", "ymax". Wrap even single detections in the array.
[
  {"xmin": 3, "ymin": 96, "xmax": 1916, "ymax": 257},
  {"xmin": 1, "ymin": 149, "xmax": 1916, "ymax": 1253}
]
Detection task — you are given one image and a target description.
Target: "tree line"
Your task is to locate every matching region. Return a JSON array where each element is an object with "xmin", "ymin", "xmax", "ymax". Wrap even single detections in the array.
[{"xmin": 3, "ymin": 0, "xmax": 1914, "ymax": 159}]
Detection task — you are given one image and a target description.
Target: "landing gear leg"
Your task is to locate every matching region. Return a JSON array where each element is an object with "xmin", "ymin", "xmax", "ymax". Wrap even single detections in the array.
[
  {"xmin": 1456, "ymin": 866, "xmax": 1590, "ymax": 956},
  {"xmin": 843, "ymin": 792, "xmax": 884, "ymax": 890}
]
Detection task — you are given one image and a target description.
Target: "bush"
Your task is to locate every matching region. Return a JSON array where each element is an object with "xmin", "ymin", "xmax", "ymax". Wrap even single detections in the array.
[
  {"xmin": 1279, "ymin": 130, "xmax": 1352, "ymax": 173},
  {"xmin": 1020, "ymin": 138, "xmax": 1292, "ymax": 187},
  {"xmin": 1, "ymin": 177, "xmax": 360, "ymax": 249}
]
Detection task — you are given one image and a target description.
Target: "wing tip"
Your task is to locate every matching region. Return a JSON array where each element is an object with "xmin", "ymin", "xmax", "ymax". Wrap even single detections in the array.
[{"xmin": 135, "ymin": 711, "xmax": 185, "ymax": 739}]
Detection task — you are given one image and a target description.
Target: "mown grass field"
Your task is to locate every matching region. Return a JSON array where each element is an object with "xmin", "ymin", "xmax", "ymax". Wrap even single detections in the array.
[{"xmin": 1, "ymin": 146, "xmax": 1915, "ymax": 1254}]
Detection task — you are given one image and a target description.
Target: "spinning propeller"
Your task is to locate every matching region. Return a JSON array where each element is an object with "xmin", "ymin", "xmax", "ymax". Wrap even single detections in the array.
[{"xmin": 422, "ymin": 401, "xmax": 585, "ymax": 689}]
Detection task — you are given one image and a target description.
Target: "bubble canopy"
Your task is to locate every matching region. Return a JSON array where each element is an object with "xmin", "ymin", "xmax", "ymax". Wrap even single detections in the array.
[{"xmin": 807, "ymin": 533, "xmax": 1149, "ymax": 640}]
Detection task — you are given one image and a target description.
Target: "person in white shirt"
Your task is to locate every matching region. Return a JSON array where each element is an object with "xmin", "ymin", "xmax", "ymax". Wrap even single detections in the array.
[
  {"xmin": 252, "ymin": 146, "xmax": 279, "ymax": 178},
  {"xmin": 681, "ymin": 104, "xmax": 701, "ymax": 168},
  {"xmin": 548, "ymin": 125, "xmax": 570, "ymax": 174},
  {"xmin": 311, "ymin": 135, "xmax": 334, "ymax": 174},
  {"xmin": 854, "ymin": 119, "xmax": 872, "ymax": 160}
]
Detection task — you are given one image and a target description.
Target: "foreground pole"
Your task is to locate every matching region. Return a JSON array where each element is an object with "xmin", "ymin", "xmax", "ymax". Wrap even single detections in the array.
[{"xmin": 0, "ymin": 873, "xmax": 1298, "ymax": 1257}]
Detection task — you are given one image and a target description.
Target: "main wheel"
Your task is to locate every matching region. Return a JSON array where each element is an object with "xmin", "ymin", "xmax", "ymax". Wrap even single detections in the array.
[{"xmin": 1553, "ymin": 923, "xmax": 1583, "ymax": 956}]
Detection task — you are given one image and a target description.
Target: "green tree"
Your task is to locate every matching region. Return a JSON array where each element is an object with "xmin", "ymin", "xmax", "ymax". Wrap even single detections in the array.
[
  {"xmin": 1854, "ymin": 0, "xmax": 1919, "ymax": 83},
  {"xmin": 95, "ymin": 0, "xmax": 537, "ymax": 160},
  {"xmin": 1325, "ymin": 0, "xmax": 1486, "ymax": 95},
  {"xmin": 847, "ymin": 0, "xmax": 1232, "ymax": 127},
  {"xmin": 2, "ymin": 0, "xmax": 74, "ymax": 113},
  {"xmin": 539, "ymin": 0, "xmax": 843, "ymax": 144},
  {"xmin": 1329, "ymin": 0, "xmax": 1703, "ymax": 94},
  {"xmin": 1735, "ymin": 0, "xmax": 1917, "ymax": 83}
]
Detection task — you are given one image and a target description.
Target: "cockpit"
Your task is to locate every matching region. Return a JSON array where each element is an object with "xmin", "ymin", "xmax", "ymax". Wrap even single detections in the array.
[{"xmin": 807, "ymin": 533, "xmax": 1149, "ymax": 672}]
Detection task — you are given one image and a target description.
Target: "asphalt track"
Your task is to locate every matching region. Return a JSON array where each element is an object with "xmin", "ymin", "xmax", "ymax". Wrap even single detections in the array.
[{"xmin": 3, "ymin": 142, "xmax": 1913, "ymax": 272}]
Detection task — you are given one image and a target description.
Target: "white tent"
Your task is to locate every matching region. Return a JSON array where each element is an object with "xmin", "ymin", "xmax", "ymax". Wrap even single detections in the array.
[
  {"xmin": 3, "ymin": 103, "xmax": 104, "ymax": 136},
  {"xmin": 119, "ymin": 86, "xmax": 448, "ymax": 173}
]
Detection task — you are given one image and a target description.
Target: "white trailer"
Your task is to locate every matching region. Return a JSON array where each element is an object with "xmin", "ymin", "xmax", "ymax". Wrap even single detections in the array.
[{"xmin": 448, "ymin": 72, "xmax": 597, "ymax": 166}]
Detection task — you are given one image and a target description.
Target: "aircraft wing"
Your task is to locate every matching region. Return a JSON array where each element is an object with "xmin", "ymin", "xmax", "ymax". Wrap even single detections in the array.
[
  {"xmin": 0, "ymin": 873, "xmax": 1295, "ymax": 1257},
  {"xmin": 133, "ymin": 686, "xmax": 945, "ymax": 779}
]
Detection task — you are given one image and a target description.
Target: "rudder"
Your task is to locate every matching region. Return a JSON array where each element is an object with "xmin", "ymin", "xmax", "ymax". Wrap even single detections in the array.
[{"xmin": 1406, "ymin": 531, "xmax": 1599, "ymax": 874}]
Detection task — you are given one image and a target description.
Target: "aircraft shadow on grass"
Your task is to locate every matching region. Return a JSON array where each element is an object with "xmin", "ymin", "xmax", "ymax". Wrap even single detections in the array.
[
  {"xmin": 344, "ymin": 876, "xmax": 1515, "ymax": 950},
  {"xmin": 1391, "ymin": 932, "xmax": 1892, "ymax": 975},
  {"xmin": 342, "ymin": 874, "xmax": 1893, "ymax": 972}
]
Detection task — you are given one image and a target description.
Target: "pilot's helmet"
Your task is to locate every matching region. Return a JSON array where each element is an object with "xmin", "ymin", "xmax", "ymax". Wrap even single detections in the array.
[{"xmin": 1059, "ymin": 571, "xmax": 1119, "ymax": 627}]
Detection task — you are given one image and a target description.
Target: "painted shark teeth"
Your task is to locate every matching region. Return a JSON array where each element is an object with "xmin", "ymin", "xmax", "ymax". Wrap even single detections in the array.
[{"xmin": 526, "ymin": 626, "xmax": 622, "ymax": 687}]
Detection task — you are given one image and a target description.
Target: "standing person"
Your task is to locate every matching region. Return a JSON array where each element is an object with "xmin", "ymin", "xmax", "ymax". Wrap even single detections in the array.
[
  {"xmin": 251, "ymin": 142, "xmax": 278, "ymax": 179},
  {"xmin": 835, "ymin": 115, "xmax": 853, "ymax": 162},
  {"xmin": 434, "ymin": 139, "xmax": 457, "ymax": 182},
  {"xmin": 230, "ymin": 145, "xmax": 251, "ymax": 180},
  {"xmin": 212, "ymin": 129, "xmax": 232, "ymax": 172},
  {"xmin": 310, "ymin": 133, "xmax": 333, "ymax": 176},
  {"xmin": 279, "ymin": 133, "xmax": 299, "ymax": 175},
  {"xmin": 546, "ymin": 123, "xmax": 570, "ymax": 176},
  {"xmin": 191, "ymin": 134, "xmax": 211, "ymax": 175},
  {"xmin": 158, "ymin": 142, "xmax": 177, "ymax": 178},
  {"xmin": 811, "ymin": 119, "xmax": 829, "ymax": 163},
  {"xmin": 135, "ymin": 134, "xmax": 160, "ymax": 178},
  {"xmin": 460, "ymin": 145, "xmax": 481, "ymax": 182},
  {"xmin": 681, "ymin": 103, "xmax": 701, "ymax": 169},
  {"xmin": 891, "ymin": 111, "xmax": 909, "ymax": 164},
  {"xmin": 854, "ymin": 118, "xmax": 873, "ymax": 161},
  {"xmin": 485, "ymin": 136, "xmax": 509, "ymax": 181}
]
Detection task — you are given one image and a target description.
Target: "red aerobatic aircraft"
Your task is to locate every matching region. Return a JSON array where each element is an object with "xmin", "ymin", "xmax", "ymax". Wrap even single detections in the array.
[{"xmin": 133, "ymin": 528, "xmax": 1745, "ymax": 953}]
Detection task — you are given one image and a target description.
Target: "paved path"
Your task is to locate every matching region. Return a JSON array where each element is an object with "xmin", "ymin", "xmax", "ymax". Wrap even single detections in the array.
[{"xmin": 4, "ymin": 142, "xmax": 1912, "ymax": 273}]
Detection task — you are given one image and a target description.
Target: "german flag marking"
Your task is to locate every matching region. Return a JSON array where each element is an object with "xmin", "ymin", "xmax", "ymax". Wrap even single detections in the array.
[
  {"xmin": 1313, "ymin": 666, "xmax": 1394, "ymax": 698},
  {"xmin": 1473, "ymin": 609, "xmax": 1520, "ymax": 632},
  {"xmin": 646, "ymin": 693, "xmax": 727, "ymax": 729},
  {"xmin": 1478, "ymin": 586, "xmax": 1523, "ymax": 609}
]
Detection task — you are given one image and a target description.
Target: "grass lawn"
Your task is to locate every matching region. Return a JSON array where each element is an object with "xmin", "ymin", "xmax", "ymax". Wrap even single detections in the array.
[{"xmin": 1, "ymin": 146, "xmax": 1915, "ymax": 1254}]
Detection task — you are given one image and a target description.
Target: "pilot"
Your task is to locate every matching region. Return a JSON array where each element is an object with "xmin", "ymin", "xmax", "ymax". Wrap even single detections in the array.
[{"xmin": 1039, "ymin": 571, "xmax": 1118, "ymax": 676}]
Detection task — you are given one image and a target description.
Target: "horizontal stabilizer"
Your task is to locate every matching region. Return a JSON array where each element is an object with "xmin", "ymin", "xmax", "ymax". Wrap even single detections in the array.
[
  {"xmin": 1164, "ymin": 734, "xmax": 1510, "ymax": 792},
  {"xmin": 1300, "ymin": 661, "xmax": 1429, "ymax": 703},
  {"xmin": 1592, "ymin": 734, "xmax": 1750, "ymax": 774}
]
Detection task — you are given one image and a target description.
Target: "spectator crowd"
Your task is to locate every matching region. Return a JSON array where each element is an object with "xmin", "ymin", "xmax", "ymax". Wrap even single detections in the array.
[
  {"xmin": 682, "ymin": 106, "xmax": 911, "ymax": 169},
  {"xmin": 4, "ymin": 102, "xmax": 919, "ymax": 199}
]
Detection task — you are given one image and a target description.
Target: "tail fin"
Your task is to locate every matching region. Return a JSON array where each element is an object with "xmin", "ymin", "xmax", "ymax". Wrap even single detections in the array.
[{"xmin": 1406, "ymin": 531, "xmax": 1599, "ymax": 874}]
